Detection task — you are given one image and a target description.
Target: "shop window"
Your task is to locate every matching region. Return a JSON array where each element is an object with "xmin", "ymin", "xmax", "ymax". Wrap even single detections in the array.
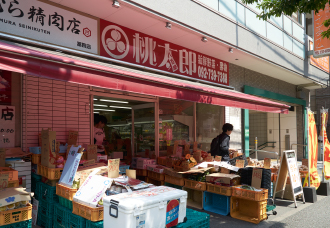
[
  {"xmin": 196, "ymin": 103, "xmax": 224, "ymax": 152},
  {"xmin": 0, "ymin": 70, "xmax": 21, "ymax": 148},
  {"xmin": 159, "ymin": 98, "xmax": 194, "ymax": 156}
]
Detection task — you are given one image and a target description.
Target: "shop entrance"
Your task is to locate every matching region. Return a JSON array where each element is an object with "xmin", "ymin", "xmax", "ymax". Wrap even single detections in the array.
[{"xmin": 92, "ymin": 94, "xmax": 156, "ymax": 160}]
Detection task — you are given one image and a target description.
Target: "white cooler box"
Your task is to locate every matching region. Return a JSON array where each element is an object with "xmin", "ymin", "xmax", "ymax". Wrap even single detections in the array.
[{"xmin": 104, "ymin": 186, "xmax": 187, "ymax": 228}]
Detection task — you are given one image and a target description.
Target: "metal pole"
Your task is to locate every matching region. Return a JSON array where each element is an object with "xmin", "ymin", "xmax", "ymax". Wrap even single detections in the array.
[
  {"xmin": 307, "ymin": 107, "xmax": 310, "ymax": 187},
  {"xmin": 279, "ymin": 113, "xmax": 281, "ymax": 160},
  {"xmin": 322, "ymin": 108, "xmax": 325, "ymax": 182},
  {"xmin": 255, "ymin": 137, "xmax": 258, "ymax": 160}
]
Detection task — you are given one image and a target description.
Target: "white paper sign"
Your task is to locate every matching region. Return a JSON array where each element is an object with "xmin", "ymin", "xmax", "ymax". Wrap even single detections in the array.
[
  {"xmin": 0, "ymin": 105, "xmax": 15, "ymax": 147},
  {"xmin": 74, "ymin": 174, "xmax": 112, "ymax": 207},
  {"xmin": 0, "ymin": 0, "xmax": 98, "ymax": 54},
  {"xmin": 287, "ymin": 152, "xmax": 302, "ymax": 190},
  {"xmin": 59, "ymin": 145, "xmax": 82, "ymax": 187},
  {"xmin": 32, "ymin": 198, "xmax": 39, "ymax": 225}
]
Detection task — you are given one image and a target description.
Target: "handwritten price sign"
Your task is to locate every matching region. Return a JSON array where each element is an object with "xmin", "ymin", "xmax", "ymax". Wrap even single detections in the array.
[
  {"xmin": 215, "ymin": 156, "xmax": 222, "ymax": 162},
  {"xmin": 87, "ymin": 145, "xmax": 97, "ymax": 161},
  {"xmin": 0, "ymin": 173, "xmax": 9, "ymax": 190},
  {"xmin": 108, "ymin": 159, "xmax": 120, "ymax": 178},
  {"xmin": 236, "ymin": 160, "xmax": 245, "ymax": 168},
  {"xmin": 251, "ymin": 168, "xmax": 262, "ymax": 189},
  {"xmin": 68, "ymin": 131, "xmax": 78, "ymax": 145}
]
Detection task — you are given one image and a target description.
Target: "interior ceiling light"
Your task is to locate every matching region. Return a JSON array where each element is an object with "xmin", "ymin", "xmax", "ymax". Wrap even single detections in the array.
[
  {"xmin": 110, "ymin": 106, "xmax": 132, "ymax": 109},
  {"xmin": 100, "ymin": 99, "xmax": 128, "ymax": 104},
  {"xmin": 229, "ymin": 48, "xmax": 233, "ymax": 53},
  {"xmin": 93, "ymin": 98, "xmax": 98, "ymax": 101},
  {"xmin": 112, "ymin": 0, "xmax": 120, "ymax": 8},
  {"xmin": 93, "ymin": 112, "xmax": 99, "ymax": 114},
  {"xmin": 165, "ymin": 22, "xmax": 172, "ymax": 29},
  {"xmin": 94, "ymin": 109, "xmax": 115, "ymax": 112},
  {"xmin": 93, "ymin": 104, "xmax": 108, "ymax": 107},
  {"xmin": 201, "ymin": 37, "xmax": 207, "ymax": 42}
]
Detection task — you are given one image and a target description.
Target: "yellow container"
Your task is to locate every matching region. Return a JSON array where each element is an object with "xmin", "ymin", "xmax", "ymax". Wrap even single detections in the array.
[
  {"xmin": 72, "ymin": 201, "xmax": 103, "ymax": 222},
  {"xmin": 207, "ymin": 183, "xmax": 232, "ymax": 196},
  {"xmin": 56, "ymin": 183, "xmax": 77, "ymax": 201},
  {"xmin": 0, "ymin": 167, "xmax": 18, "ymax": 181},
  {"xmin": 230, "ymin": 197, "xmax": 267, "ymax": 224},
  {"xmin": 0, "ymin": 203, "xmax": 32, "ymax": 226},
  {"xmin": 7, "ymin": 180, "xmax": 19, "ymax": 188},
  {"xmin": 39, "ymin": 165, "xmax": 63, "ymax": 180},
  {"xmin": 31, "ymin": 154, "xmax": 41, "ymax": 164},
  {"xmin": 232, "ymin": 186, "xmax": 268, "ymax": 201},
  {"xmin": 184, "ymin": 179, "xmax": 206, "ymax": 191}
]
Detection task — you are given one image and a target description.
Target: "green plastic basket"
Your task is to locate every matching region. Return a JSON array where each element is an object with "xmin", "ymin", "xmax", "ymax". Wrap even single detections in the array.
[
  {"xmin": 37, "ymin": 181, "xmax": 59, "ymax": 203},
  {"xmin": 59, "ymin": 196, "xmax": 73, "ymax": 210},
  {"xmin": 38, "ymin": 199, "xmax": 55, "ymax": 217},
  {"xmin": 69, "ymin": 210, "xmax": 87, "ymax": 228},
  {"xmin": 54, "ymin": 203, "xmax": 70, "ymax": 228},
  {"xmin": 174, "ymin": 209, "xmax": 210, "ymax": 228},
  {"xmin": 2, "ymin": 219, "xmax": 32, "ymax": 228},
  {"xmin": 86, "ymin": 220, "xmax": 103, "ymax": 228},
  {"xmin": 37, "ymin": 212, "xmax": 54, "ymax": 228}
]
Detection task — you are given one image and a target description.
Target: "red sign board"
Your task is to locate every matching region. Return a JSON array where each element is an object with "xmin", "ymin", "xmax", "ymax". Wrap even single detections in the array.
[
  {"xmin": 314, "ymin": 3, "xmax": 330, "ymax": 57},
  {"xmin": 0, "ymin": 70, "xmax": 11, "ymax": 105},
  {"xmin": 100, "ymin": 20, "xmax": 229, "ymax": 86}
]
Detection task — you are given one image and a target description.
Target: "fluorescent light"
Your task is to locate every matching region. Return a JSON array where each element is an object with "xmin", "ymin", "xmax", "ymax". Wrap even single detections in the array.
[
  {"xmin": 110, "ymin": 106, "xmax": 132, "ymax": 109},
  {"xmin": 94, "ymin": 109, "xmax": 115, "ymax": 112},
  {"xmin": 93, "ymin": 98, "xmax": 98, "ymax": 101},
  {"xmin": 93, "ymin": 104, "xmax": 108, "ymax": 107},
  {"xmin": 94, "ymin": 112, "xmax": 99, "ymax": 114},
  {"xmin": 100, "ymin": 99, "xmax": 128, "ymax": 104}
]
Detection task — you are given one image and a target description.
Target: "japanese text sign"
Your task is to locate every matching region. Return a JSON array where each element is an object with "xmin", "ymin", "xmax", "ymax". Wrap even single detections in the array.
[
  {"xmin": 309, "ymin": 41, "xmax": 329, "ymax": 72},
  {"xmin": 0, "ymin": 105, "xmax": 15, "ymax": 148},
  {"xmin": 0, "ymin": 173, "xmax": 8, "ymax": 190},
  {"xmin": 251, "ymin": 168, "xmax": 262, "ymax": 189},
  {"xmin": 236, "ymin": 160, "xmax": 244, "ymax": 168},
  {"xmin": 264, "ymin": 158, "xmax": 271, "ymax": 169},
  {"xmin": 100, "ymin": 20, "xmax": 229, "ymax": 86},
  {"xmin": 68, "ymin": 131, "xmax": 78, "ymax": 145},
  {"xmin": 87, "ymin": 145, "xmax": 97, "ymax": 161},
  {"xmin": 286, "ymin": 152, "xmax": 302, "ymax": 190},
  {"xmin": 59, "ymin": 145, "xmax": 82, "ymax": 188},
  {"xmin": 32, "ymin": 198, "xmax": 39, "ymax": 225},
  {"xmin": 0, "ymin": 70, "xmax": 11, "ymax": 104},
  {"xmin": 108, "ymin": 158, "xmax": 120, "ymax": 178},
  {"xmin": 0, "ymin": 0, "xmax": 98, "ymax": 54}
]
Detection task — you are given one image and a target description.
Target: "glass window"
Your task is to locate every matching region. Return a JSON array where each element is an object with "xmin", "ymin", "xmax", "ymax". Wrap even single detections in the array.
[
  {"xmin": 237, "ymin": 2, "xmax": 245, "ymax": 25},
  {"xmin": 159, "ymin": 98, "xmax": 194, "ymax": 156},
  {"xmin": 292, "ymin": 22, "xmax": 304, "ymax": 42},
  {"xmin": 246, "ymin": 9, "xmax": 266, "ymax": 37},
  {"xmin": 293, "ymin": 39, "xmax": 304, "ymax": 58},
  {"xmin": 267, "ymin": 22, "xmax": 283, "ymax": 46},
  {"xmin": 248, "ymin": 1, "xmax": 262, "ymax": 14},
  {"xmin": 283, "ymin": 33, "xmax": 293, "ymax": 52},
  {"xmin": 283, "ymin": 16, "xmax": 292, "ymax": 35},
  {"xmin": 219, "ymin": 0, "xmax": 236, "ymax": 21},
  {"xmin": 270, "ymin": 15, "xmax": 283, "ymax": 28},
  {"xmin": 196, "ymin": 103, "xmax": 224, "ymax": 152},
  {"xmin": 198, "ymin": 0, "xmax": 218, "ymax": 11}
]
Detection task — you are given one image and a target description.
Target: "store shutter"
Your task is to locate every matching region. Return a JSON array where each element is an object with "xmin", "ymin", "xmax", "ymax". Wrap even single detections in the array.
[{"xmin": 22, "ymin": 75, "xmax": 90, "ymax": 152}]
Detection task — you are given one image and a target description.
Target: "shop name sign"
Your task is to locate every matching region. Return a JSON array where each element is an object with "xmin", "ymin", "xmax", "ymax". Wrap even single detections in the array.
[
  {"xmin": 100, "ymin": 20, "xmax": 229, "ymax": 86},
  {"xmin": 0, "ymin": 0, "xmax": 98, "ymax": 54}
]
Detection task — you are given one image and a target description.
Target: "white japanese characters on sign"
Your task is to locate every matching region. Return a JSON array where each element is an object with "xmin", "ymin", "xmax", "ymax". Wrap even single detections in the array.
[
  {"xmin": 0, "ymin": 0, "xmax": 98, "ymax": 54},
  {"xmin": 0, "ymin": 105, "xmax": 15, "ymax": 147}
]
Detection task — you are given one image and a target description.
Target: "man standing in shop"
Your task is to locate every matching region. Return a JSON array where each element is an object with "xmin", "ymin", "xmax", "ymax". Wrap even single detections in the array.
[
  {"xmin": 210, "ymin": 123, "xmax": 236, "ymax": 161},
  {"xmin": 94, "ymin": 114, "xmax": 108, "ymax": 155}
]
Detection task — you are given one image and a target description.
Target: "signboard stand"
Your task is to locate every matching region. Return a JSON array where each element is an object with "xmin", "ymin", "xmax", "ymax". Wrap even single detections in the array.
[{"xmin": 273, "ymin": 150, "xmax": 305, "ymax": 208}]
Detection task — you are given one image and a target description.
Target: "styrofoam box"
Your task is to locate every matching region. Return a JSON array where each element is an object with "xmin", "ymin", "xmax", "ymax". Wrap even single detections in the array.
[{"xmin": 104, "ymin": 186, "xmax": 187, "ymax": 228}]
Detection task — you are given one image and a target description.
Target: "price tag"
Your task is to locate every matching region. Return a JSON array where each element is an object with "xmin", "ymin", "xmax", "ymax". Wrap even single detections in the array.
[
  {"xmin": 215, "ymin": 156, "xmax": 222, "ymax": 162},
  {"xmin": 108, "ymin": 159, "xmax": 120, "ymax": 178},
  {"xmin": 251, "ymin": 168, "xmax": 262, "ymax": 189},
  {"xmin": 302, "ymin": 159, "xmax": 308, "ymax": 167},
  {"xmin": 205, "ymin": 156, "xmax": 214, "ymax": 162},
  {"xmin": 233, "ymin": 152, "xmax": 238, "ymax": 158},
  {"xmin": 0, "ymin": 173, "xmax": 8, "ymax": 190},
  {"xmin": 87, "ymin": 145, "xmax": 97, "ymax": 161},
  {"xmin": 236, "ymin": 160, "xmax": 245, "ymax": 168},
  {"xmin": 264, "ymin": 158, "xmax": 271, "ymax": 169}
]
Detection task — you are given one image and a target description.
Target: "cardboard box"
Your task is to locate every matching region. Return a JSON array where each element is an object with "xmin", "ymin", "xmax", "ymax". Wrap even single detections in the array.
[
  {"xmin": 206, "ymin": 173, "xmax": 240, "ymax": 187},
  {"xmin": 163, "ymin": 168, "xmax": 184, "ymax": 179},
  {"xmin": 136, "ymin": 158, "xmax": 156, "ymax": 170},
  {"xmin": 0, "ymin": 188, "xmax": 31, "ymax": 207},
  {"xmin": 41, "ymin": 129, "xmax": 57, "ymax": 168},
  {"xmin": 111, "ymin": 152, "xmax": 123, "ymax": 159},
  {"xmin": 146, "ymin": 164, "xmax": 166, "ymax": 174}
]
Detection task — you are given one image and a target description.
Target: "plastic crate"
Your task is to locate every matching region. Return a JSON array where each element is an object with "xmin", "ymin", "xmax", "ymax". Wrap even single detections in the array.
[
  {"xmin": 230, "ymin": 197, "xmax": 267, "ymax": 224},
  {"xmin": 182, "ymin": 187, "xmax": 204, "ymax": 210},
  {"xmin": 69, "ymin": 210, "xmax": 87, "ymax": 228},
  {"xmin": 29, "ymin": 147, "xmax": 41, "ymax": 154},
  {"xmin": 59, "ymin": 196, "xmax": 73, "ymax": 210},
  {"xmin": 184, "ymin": 179, "xmax": 206, "ymax": 191},
  {"xmin": 7, "ymin": 180, "xmax": 19, "ymax": 188},
  {"xmin": 86, "ymin": 220, "xmax": 103, "ymax": 228},
  {"xmin": 32, "ymin": 173, "xmax": 42, "ymax": 182},
  {"xmin": 38, "ymin": 199, "xmax": 55, "ymax": 217},
  {"xmin": 53, "ymin": 221, "xmax": 66, "ymax": 228},
  {"xmin": 1, "ymin": 219, "xmax": 32, "ymax": 228},
  {"xmin": 165, "ymin": 175, "xmax": 185, "ymax": 186},
  {"xmin": 0, "ymin": 167, "xmax": 18, "ymax": 181},
  {"xmin": 56, "ymin": 183, "xmax": 77, "ymax": 201},
  {"xmin": 204, "ymin": 192, "xmax": 230, "ymax": 216},
  {"xmin": 37, "ymin": 181, "xmax": 59, "ymax": 203},
  {"xmin": 0, "ymin": 203, "xmax": 32, "ymax": 226},
  {"xmin": 174, "ymin": 209, "xmax": 210, "ymax": 228},
  {"xmin": 206, "ymin": 183, "xmax": 232, "ymax": 196},
  {"xmin": 37, "ymin": 212, "xmax": 53, "ymax": 228},
  {"xmin": 54, "ymin": 203, "xmax": 70, "ymax": 227},
  {"xmin": 148, "ymin": 170, "xmax": 165, "ymax": 181},
  {"xmin": 119, "ymin": 165, "xmax": 130, "ymax": 174},
  {"xmin": 146, "ymin": 177, "xmax": 165, "ymax": 186},
  {"xmin": 232, "ymin": 186, "xmax": 268, "ymax": 201},
  {"xmin": 39, "ymin": 165, "xmax": 63, "ymax": 180},
  {"xmin": 32, "ymin": 154, "xmax": 41, "ymax": 164},
  {"xmin": 164, "ymin": 182, "xmax": 183, "ymax": 190},
  {"xmin": 136, "ymin": 169, "xmax": 148, "ymax": 176},
  {"xmin": 72, "ymin": 201, "xmax": 103, "ymax": 222}
]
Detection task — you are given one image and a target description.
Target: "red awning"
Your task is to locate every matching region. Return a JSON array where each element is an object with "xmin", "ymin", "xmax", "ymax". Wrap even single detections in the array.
[{"xmin": 0, "ymin": 40, "xmax": 289, "ymax": 113}]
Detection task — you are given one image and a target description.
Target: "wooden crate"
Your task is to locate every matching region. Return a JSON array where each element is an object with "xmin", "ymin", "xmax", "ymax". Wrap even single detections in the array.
[
  {"xmin": 184, "ymin": 179, "xmax": 206, "ymax": 191},
  {"xmin": 165, "ymin": 175, "xmax": 184, "ymax": 186},
  {"xmin": 136, "ymin": 169, "xmax": 148, "ymax": 177},
  {"xmin": 148, "ymin": 171, "xmax": 165, "ymax": 181}
]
